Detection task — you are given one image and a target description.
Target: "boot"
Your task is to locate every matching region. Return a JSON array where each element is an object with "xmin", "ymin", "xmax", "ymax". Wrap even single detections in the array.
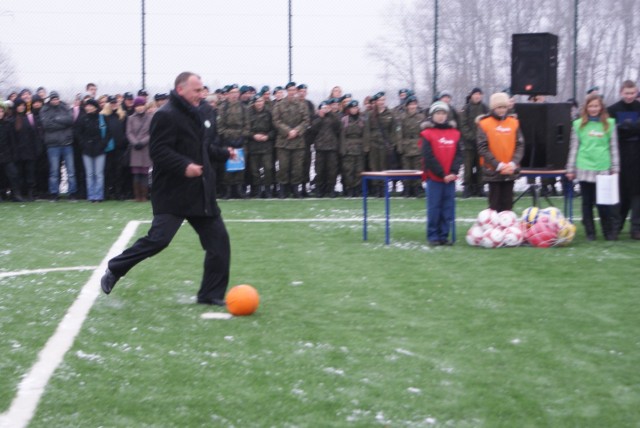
[
  {"xmin": 601, "ymin": 216, "xmax": 618, "ymax": 241},
  {"xmin": 223, "ymin": 185, "xmax": 232, "ymax": 200},
  {"xmin": 27, "ymin": 188, "xmax": 35, "ymax": 202},
  {"xmin": 462, "ymin": 186, "xmax": 472, "ymax": 198},
  {"xmin": 300, "ymin": 184, "xmax": 309, "ymax": 198},
  {"xmin": 236, "ymin": 184, "xmax": 246, "ymax": 199},
  {"xmin": 11, "ymin": 190, "xmax": 26, "ymax": 202},
  {"xmin": 583, "ymin": 217, "xmax": 596, "ymax": 241},
  {"xmin": 249, "ymin": 185, "xmax": 259, "ymax": 198},
  {"xmin": 278, "ymin": 184, "xmax": 288, "ymax": 199},
  {"xmin": 291, "ymin": 184, "xmax": 301, "ymax": 199},
  {"xmin": 140, "ymin": 184, "xmax": 149, "ymax": 201},
  {"xmin": 264, "ymin": 185, "xmax": 272, "ymax": 199}
]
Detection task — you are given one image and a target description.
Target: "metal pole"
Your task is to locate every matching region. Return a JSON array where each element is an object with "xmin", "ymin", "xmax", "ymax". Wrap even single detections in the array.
[
  {"xmin": 288, "ymin": 0, "xmax": 292, "ymax": 82},
  {"xmin": 433, "ymin": 0, "xmax": 439, "ymax": 98},
  {"xmin": 141, "ymin": 0, "xmax": 146, "ymax": 90},
  {"xmin": 572, "ymin": 0, "xmax": 578, "ymax": 100}
]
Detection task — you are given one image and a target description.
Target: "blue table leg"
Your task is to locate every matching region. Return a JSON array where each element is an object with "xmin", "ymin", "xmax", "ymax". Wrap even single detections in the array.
[
  {"xmin": 385, "ymin": 178, "xmax": 391, "ymax": 245},
  {"xmin": 363, "ymin": 177, "xmax": 368, "ymax": 241}
]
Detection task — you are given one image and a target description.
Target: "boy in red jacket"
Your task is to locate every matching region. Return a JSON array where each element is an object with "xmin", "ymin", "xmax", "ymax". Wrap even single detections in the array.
[{"xmin": 421, "ymin": 101, "xmax": 463, "ymax": 245}]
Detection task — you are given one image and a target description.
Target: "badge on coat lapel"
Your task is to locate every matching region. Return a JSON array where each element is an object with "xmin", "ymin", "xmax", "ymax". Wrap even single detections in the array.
[{"xmin": 204, "ymin": 120, "xmax": 211, "ymax": 128}]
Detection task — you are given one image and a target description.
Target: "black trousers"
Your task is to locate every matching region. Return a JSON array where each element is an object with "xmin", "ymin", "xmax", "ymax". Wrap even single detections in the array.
[
  {"xmin": 487, "ymin": 181, "xmax": 514, "ymax": 212},
  {"xmin": 108, "ymin": 213, "xmax": 230, "ymax": 302},
  {"xmin": 580, "ymin": 181, "xmax": 619, "ymax": 238}
]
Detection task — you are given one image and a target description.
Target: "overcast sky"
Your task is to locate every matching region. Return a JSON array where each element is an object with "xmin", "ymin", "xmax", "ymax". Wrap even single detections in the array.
[{"xmin": 1, "ymin": 0, "xmax": 406, "ymax": 104}]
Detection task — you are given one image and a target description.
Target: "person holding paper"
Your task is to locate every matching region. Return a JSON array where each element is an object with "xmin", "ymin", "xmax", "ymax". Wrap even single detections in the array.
[{"xmin": 566, "ymin": 94, "xmax": 620, "ymax": 241}]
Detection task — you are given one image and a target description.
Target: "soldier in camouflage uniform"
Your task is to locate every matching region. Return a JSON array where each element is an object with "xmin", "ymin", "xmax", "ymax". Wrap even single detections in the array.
[
  {"xmin": 367, "ymin": 91, "xmax": 397, "ymax": 196},
  {"xmin": 310, "ymin": 101, "xmax": 341, "ymax": 197},
  {"xmin": 392, "ymin": 88, "xmax": 410, "ymax": 116},
  {"xmin": 248, "ymin": 95, "xmax": 276, "ymax": 198},
  {"xmin": 396, "ymin": 96, "xmax": 426, "ymax": 196},
  {"xmin": 297, "ymin": 84, "xmax": 315, "ymax": 197},
  {"xmin": 340, "ymin": 100, "xmax": 370, "ymax": 197},
  {"xmin": 217, "ymin": 84, "xmax": 250, "ymax": 198},
  {"xmin": 272, "ymin": 82, "xmax": 310, "ymax": 198}
]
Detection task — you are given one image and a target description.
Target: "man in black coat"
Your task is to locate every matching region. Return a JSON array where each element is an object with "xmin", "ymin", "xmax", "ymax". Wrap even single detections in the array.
[{"xmin": 101, "ymin": 72, "xmax": 236, "ymax": 305}]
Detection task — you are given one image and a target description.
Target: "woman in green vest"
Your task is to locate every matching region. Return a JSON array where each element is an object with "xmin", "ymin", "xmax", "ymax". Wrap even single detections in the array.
[{"xmin": 566, "ymin": 94, "xmax": 620, "ymax": 241}]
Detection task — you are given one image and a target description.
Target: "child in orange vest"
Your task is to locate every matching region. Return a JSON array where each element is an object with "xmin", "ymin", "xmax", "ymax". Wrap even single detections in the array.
[{"xmin": 476, "ymin": 92, "xmax": 524, "ymax": 212}]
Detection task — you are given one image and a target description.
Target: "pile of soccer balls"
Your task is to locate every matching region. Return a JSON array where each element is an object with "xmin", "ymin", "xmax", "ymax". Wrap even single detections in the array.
[{"xmin": 466, "ymin": 207, "xmax": 576, "ymax": 248}]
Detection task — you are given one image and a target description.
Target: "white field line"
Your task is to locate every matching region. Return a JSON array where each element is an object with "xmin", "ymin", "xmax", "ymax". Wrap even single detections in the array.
[
  {"xmin": 0, "ymin": 266, "xmax": 98, "ymax": 279},
  {"xmin": 0, "ymin": 221, "xmax": 141, "ymax": 428}
]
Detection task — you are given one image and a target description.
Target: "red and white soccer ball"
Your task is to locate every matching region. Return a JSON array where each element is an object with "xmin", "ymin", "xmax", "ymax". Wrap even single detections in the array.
[
  {"xmin": 479, "ymin": 228, "xmax": 504, "ymax": 248},
  {"xmin": 477, "ymin": 209, "xmax": 498, "ymax": 231},
  {"xmin": 497, "ymin": 210, "xmax": 518, "ymax": 229},
  {"xmin": 465, "ymin": 225, "xmax": 485, "ymax": 246},
  {"xmin": 502, "ymin": 225, "xmax": 524, "ymax": 247}
]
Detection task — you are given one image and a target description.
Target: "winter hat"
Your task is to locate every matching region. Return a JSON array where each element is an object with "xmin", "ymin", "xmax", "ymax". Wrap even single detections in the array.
[
  {"xmin": 49, "ymin": 91, "xmax": 60, "ymax": 100},
  {"xmin": 31, "ymin": 94, "xmax": 44, "ymax": 104},
  {"xmin": 437, "ymin": 90, "xmax": 452, "ymax": 100},
  {"xmin": 84, "ymin": 98, "xmax": 100, "ymax": 110},
  {"xmin": 429, "ymin": 101, "xmax": 449, "ymax": 115},
  {"xmin": 470, "ymin": 87, "xmax": 483, "ymax": 96},
  {"xmin": 13, "ymin": 98, "xmax": 26, "ymax": 109},
  {"xmin": 133, "ymin": 97, "xmax": 146, "ymax": 107},
  {"xmin": 489, "ymin": 92, "xmax": 510, "ymax": 110}
]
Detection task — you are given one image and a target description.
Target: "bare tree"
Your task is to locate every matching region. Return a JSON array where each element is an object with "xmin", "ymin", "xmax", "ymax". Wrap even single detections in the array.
[
  {"xmin": 368, "ymin": 0, "xmax": 640, "ymax": 106},
  {"xmin": 0, "ymin": 44, "xmax": 16, "ymax": 96}
]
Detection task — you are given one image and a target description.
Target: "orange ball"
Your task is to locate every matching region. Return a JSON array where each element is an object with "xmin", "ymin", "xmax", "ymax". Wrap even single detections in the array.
[{"xmin": 225, "ymin": 285, "xmax": 260, "ymax": 316}]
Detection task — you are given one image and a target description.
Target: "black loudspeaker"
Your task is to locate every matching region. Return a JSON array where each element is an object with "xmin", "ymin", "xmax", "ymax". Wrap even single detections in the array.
[
  {"xmin": 511, "ymin": 33, "xmax": 558, "ymax": 96},
  {"xmin": 514, "ymin": 103, "xmax": 572, "ymax": 169}
]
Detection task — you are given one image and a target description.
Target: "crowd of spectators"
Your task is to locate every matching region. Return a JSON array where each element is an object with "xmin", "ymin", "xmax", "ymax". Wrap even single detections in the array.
[{"xmin": 1, "ymin": 79, "xmax": 639, "ymax": 230}]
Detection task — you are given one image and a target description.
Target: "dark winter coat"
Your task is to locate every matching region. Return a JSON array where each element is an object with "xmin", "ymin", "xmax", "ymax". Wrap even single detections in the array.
[
  {"xmin": 0, "ymin": 120, "xmax": 13, "ymax": 163},
  {"xmin": 40, "ymin": 101, "xmax": 75, "ymax": 147},
  {"xmin": 9, "ymin": 113, "xmax": 39, "ymax": 161},
  {"xmin": 75, "ymin": 112, "xmax": 110, "ymax": 157},
  {"xmin": 149, "ymin": 90, "xmax": 230, "ymax": 217}
]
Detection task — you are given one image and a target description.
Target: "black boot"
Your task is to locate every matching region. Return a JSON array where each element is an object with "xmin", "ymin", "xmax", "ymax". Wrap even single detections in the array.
[
  {"xmin": 223, "ymin": 185, "xmax": 232, "ymax": 200},
  {"xmin": 462, "ymin": 186, "xmax": 472, "ymax": 198},
  {"xmin": 278, "ymin": 184, "xmax": 288, "ymax": 199},
  {"xmin": 11, "ymin": 190, "xmax": 26, "ymax": 202},
  {"xmin": 235, "ymin": 184, "xmax": 246, "ymax": 199},
  {"xmin": 583, "ymin": 218, "xmax": 596, "ymax": 241},
  {"xmin": 291, "ymin": 184, "xmax": 301, "ymax": 199}
]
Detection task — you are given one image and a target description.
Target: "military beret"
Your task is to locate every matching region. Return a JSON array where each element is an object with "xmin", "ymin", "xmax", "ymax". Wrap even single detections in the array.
[
  {"xmin": 138, "ymin": 89, "xmax": 148, "ymax": 96},
  {"xmin": 123, "ymin": 92, "xmax": 134, "ymax": 100},
  {"xmin": 587, "ymin": 86, "xmax": 600, "ymax": 94},
  {"xmin": 107, "ymin": 95, "xmax": 118, "ymax": 103},
  {"xmin": 346, "ymin": 100, "xmax": 359, "ymax": 108},
  {"xmin": 154, "ymin": 93, "xmax": 168, "ymax": 101},
  {"xmin": 405, "ymin": 95, "xmax": 418, "ymax": 104},
  {"xmin": 285, "ymin": 82, "xmax": 297, "ymax": 89},
  {"xmin": 398, "ymin": 88, "xmax": 410, "ymax": 95},
  {"xmin": 229, "ymin": 84, "xmax": 239, "ymax": 90},
  {"xmin": 260, "ymin": 85, "xmax": 270, "ymax": 94},
  {"xmin": 318, "ymin": 101, "xmax": 328, "ymax": 109},
  {"xmin": 239, "ymin": 85, "xmax": 249, "ymax": 94},
  {"xmin": 272, "ymin": 86, "xmax": 283, "ymax": 95},
  {"xmin": 371, "ymin": 91, "xmax": 385, "ymax": 101},
  {"xmin": 329, "ymin": 97, "xmax": 340, "ymax": 104},
  {"xmin": 297, "ymin": 84, "xmax": 307, "ymax": 90}
]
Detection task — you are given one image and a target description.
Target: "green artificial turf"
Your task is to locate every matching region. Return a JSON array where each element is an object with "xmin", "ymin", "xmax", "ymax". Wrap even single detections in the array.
[{"xmin": 0, "ymin": 198, "xmax": 638, "ymax": 427}]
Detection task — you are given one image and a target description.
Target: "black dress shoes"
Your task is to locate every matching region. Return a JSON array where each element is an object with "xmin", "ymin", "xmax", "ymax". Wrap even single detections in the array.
[{"xmin": 100, "ymin": 269, "xmax": 119, "ymax": 295}]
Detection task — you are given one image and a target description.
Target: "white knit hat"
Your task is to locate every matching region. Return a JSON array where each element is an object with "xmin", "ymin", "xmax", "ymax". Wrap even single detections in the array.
[
  {"xmin": 429, "ymin": 101, "xmax": 450, "ymax": 115},
  {"xmin": 489, "ymin": 92, "xmax": 510, "ymax": 110}
]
